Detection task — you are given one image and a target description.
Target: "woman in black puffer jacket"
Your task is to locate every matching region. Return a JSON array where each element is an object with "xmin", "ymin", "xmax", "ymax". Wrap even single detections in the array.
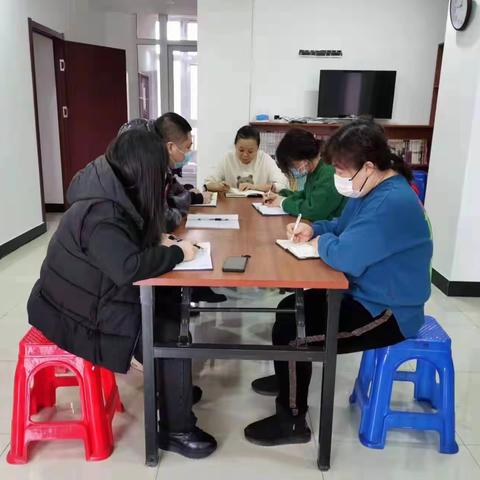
[{"xmin": 27, "ymin": 129, "xmax": 217, "ymax": 459}]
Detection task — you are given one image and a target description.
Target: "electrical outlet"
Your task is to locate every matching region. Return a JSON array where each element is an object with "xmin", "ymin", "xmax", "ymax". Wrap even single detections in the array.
[{"xmin": 299, "ymin": 49, "xmax": 343, "ymax": 58}]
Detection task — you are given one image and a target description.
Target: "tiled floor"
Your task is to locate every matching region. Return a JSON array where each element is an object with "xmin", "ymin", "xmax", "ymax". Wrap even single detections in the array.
[{"xmin": 1, "ymin": 214, "xmax": 480, "ymax": 479}]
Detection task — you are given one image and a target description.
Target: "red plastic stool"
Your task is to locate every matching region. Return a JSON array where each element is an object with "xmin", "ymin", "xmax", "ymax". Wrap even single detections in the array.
[{"xmin": 7, "ymin": 327, "xmax": 124, "ymax": 464}]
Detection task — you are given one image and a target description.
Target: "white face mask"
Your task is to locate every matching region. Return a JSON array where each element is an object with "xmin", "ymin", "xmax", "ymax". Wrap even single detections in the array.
[
  {"xmin": 334, "ymin": 168, "xmax": 370, "ymax": 198},
  {"xmin": 334, "ymin": 175, "xmax": 360, "ymax": 198}
]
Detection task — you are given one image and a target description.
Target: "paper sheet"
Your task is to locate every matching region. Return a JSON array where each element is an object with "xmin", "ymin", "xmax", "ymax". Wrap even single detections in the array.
[
  {"xmin": 252, "ymin": 202, "xmax": 288, "ymax": 216},
  {"xmin": 276, "ymin": 239, "xmax": 319, "ymax": 259},
  {"xmin": 173, "ymin": 242, "xmax": 213, "ymax": 271},
  {"xmin": 186, "ymin": 214, "xmax": 240, "ymax": 229},
  {"xmin": 225, "ymin": 187, "xmax": 265, "ymax": 198},
  {"xmin": 191, "ymin": 192, "xmax": 218, "ymax": 207}
]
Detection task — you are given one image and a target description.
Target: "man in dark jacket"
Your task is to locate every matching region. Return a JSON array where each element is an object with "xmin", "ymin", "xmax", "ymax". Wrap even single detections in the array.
[
  {"xmin": 28, "ymin": 135, "xmax": 217, "ymax": 458},
  {"xmin": 119, "ymin": 113, "xmax": 226, "ymax": 305}
]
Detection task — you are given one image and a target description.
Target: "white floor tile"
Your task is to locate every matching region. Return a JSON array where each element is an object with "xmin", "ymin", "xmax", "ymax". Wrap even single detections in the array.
[
  {"xmin": 464, "ymin": 445, "xmax": 480, "ymax": 469},
  {"xmin": 0, "ymin": 362, "xmax": 16, "ymax": 435},
  {"xmin": 0, "ymin": 434, "xmax": 10, "ymax": 459},
  {"xmin": 0, "ymin": 217, "xmax": 479, "ymax": 478},
  {"xmin": 323, "ymin": 442, "xmax": 480, "ymax": 480},
  {"xmin": 455, "ymin": 372, "xmax": 480, "ymax": 445}
]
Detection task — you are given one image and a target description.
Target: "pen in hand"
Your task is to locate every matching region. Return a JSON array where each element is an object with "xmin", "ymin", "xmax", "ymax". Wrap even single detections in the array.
[{"xmin": 290, "ymin": 213, "xmax": 302, "ymax": 241}]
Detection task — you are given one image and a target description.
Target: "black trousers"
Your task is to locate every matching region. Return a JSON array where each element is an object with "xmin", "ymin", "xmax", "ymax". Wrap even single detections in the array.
[
  {"xmin": 135, "ymin": 287, "xmax": 196, "ymax": 433},
  {"xmin": 273, "ymin": 289, "xmax": 405, "ymax": 415}
]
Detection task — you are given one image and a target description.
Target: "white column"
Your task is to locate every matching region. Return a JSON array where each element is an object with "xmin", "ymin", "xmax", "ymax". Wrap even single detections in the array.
[{"xmin": 425, "ymin": 1, "xmax": 480, "ymax": 285}]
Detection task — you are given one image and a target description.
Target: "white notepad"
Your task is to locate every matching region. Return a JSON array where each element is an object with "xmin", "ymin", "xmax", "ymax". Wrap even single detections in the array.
[
  {"xmin": 225, "ymin": 187, "xmax": 265, "ymax": 198},
  {"xmin": 191, "ymin": 192, "xmax": 218, "ymax": 207},
  {"xmin": 173, "ymin": 242, "xmax": 213, "ymax": 271},
  {"xmin": 186, "ymin": 214, "xmax": 240, "ymax": 229},
  {"xmin": 276, "ymin": 239, "xmax": 319, "ymax": 259},
  {"xmin": 252, "ymin": 202, "xmax": 288, "ymax": 216}
]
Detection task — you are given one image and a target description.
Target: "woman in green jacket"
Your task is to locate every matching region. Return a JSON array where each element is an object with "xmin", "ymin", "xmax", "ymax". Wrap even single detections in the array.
[{"xmin": 264, "ymin": 128, "xmax": 346, "ymax": 221}]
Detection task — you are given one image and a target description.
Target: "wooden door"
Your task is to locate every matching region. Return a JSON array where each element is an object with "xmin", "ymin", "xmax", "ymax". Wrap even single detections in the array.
[{"xmin": 62, "ymin": 41, "xmax": 128, "ymax": 189}]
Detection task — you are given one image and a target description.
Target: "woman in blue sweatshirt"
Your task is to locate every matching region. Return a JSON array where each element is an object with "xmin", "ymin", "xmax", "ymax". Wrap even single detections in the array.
[{"xmin": 245, "ymin": 120, "xmax": 433, "ymax": 446}]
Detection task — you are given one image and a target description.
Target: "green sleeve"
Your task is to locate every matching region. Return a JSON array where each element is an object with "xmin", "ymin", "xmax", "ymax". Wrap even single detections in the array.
[
  {"xmin": 281, "ymin": 167, "xmax": 344, "ymax": 221},
  {"xmin": 279, "ymin": 188, "xmax": 294, "ymax": 198}
]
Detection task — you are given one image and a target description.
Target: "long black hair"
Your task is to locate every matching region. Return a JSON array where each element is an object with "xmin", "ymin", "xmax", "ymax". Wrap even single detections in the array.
[
  {"xmin": 106, "ymin": 129, "xmax": 168, "ymax": 246},
  {"xmin": 275, "ymin": 128, "xmax": 323, "ymax": 176},
  {"xmin": 234, "ymin": 125, "xmax": 260, "ymax": 146},
  {"xmin": 324, "ymin": 120, "xmax": 412, "ymax": 181}
]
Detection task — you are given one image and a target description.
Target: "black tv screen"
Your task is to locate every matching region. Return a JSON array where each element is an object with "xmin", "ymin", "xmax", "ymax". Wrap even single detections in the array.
[{"xmin": 317, "ymin": 70, "xmax": 396, "ymax": 119}]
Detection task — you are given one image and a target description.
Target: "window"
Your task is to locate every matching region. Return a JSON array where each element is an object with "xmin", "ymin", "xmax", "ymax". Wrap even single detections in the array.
[
  {"xmin": 137, "ymin": 45, "xmax": 161, "ymax": 118},
  {"xmin": 136, "ymin": 13, "xmax": 160, "ymax": 40},
  {"xmin": 187, "ymin": 22, "xmax": 198, "ymax": 41},
  {"xmin": 167, "ymin": 18, "xmax": 198, "ymax": 41},
  {"xmin": 167, "ymin": 20, "xmax": 181, "ymax": 41}
]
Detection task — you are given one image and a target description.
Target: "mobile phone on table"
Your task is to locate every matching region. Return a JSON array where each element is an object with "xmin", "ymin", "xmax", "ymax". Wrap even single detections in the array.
[{"xmin": 222, "ymin": 255, "xmax": 250, "ymax": 272}]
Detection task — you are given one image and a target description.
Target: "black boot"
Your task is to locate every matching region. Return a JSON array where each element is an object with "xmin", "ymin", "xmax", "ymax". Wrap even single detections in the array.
[
  {"xmin": 191, "ymin": 287, "xmax": 227, "ymax": 303},
  {"xmin": 158, "ymin": 426, "xmax": 217, "ymax": 459},
  {"xmin": 244, "ymin": 403, "xmax": 311, "ymax": 446},
  {"xmin": 251, "ymin": 375, "xmax": 278, "ymax": 396}
]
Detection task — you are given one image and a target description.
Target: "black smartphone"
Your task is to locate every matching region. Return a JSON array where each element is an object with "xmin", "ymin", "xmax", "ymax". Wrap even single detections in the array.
[{"xmin": 222, "ymin": 256, "xmax": 250, "ymax": 272}]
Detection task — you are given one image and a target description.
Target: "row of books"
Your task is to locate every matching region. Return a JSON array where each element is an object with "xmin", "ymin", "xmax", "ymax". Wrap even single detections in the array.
[
  {"xmin": 260, "ymin": 131, "xmax": 428, "ymax": 166},
  {"xmin": 259, "ymin": 132, "xmax": 330, "ymax": 158},
  {"xmin": 388, "ymin": 139, "xmax": 429, "ymax": 166}
]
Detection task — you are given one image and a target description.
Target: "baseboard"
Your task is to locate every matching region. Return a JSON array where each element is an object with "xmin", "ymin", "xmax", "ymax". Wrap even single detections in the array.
[
  {"xmin": 0, "ymin": 223, "xmax": 47, "ymax": 260},
  {"xmin": 432, "ymin": 269, "xmax": 480, "ymax": 297},
  {"xmin": 45, "ymin": 203, "xmax": 65, "ymax": 213}
]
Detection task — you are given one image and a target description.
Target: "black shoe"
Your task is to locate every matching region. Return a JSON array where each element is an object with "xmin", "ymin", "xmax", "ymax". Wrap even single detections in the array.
[
  {"xmin": 193, "ymin": 385, "xmax": 203, "ymax": 405},
  {"xmin": 244, "ymin": 413, "xmax": 311, "ymax": 447},
  {"xmin": 191, "ymin": 287, "xmax": 227, "ymax": 303},
  {"xmin": 158, "ymin": 426, "xmax": 217, "ymax": 459},
  {"xmin": 251, "ymin": 375, "xmax": 278, "ymax": 396}
]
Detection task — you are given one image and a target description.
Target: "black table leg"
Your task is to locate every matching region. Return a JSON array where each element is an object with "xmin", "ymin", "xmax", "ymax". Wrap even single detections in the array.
[
  {"xmin": 179, "ymin": 287, "xmax": 191, "ymax": 345},
  {"xmin": 295, "ymin": 289, "xmax": 306, "ymax": 341},
  {"xmin": 141, "ymin": 285, "xmax": 159, "ymax": 467},
  {"xmin": 317, "ymin": 289, "xmax": 343, "ymax": 471}
]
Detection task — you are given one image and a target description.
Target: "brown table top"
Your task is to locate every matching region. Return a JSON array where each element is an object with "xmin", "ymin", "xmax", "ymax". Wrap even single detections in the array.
[{"xmin": 135, "ymin": 196, "xmax": 348, "ymax": 289}]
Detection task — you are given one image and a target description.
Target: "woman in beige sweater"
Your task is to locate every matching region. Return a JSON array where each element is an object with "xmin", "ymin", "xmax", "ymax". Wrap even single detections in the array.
[{"xmin": 205, "ymin": 126, "xmax": 289, "ymax": 193}]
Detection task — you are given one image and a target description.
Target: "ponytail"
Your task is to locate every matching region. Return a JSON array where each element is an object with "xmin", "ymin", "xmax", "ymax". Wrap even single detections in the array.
[{"xmin": 388, "ymin": 151, "xmax": 412, "ymax": 182}]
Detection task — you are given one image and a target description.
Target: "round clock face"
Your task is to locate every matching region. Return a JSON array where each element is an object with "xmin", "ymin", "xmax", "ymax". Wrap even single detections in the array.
[{"xmin": 450, "ymin": 0, "xmax": 472, "ymax": 31}]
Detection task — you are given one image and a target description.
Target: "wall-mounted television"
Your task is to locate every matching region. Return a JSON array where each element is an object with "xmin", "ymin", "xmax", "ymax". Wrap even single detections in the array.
[{"xmin": 317, "ymin": 70, "xmax": 397, "ymax": 119}]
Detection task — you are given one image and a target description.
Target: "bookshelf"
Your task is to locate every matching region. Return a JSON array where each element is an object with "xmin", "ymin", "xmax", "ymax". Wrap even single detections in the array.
[{"xmin": 251, "ymin": 121, "xmax": 433, "ymax": 170}]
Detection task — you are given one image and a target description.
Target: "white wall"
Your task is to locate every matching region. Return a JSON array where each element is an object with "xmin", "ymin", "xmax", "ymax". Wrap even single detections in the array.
[
  {"xmin": 90, "ymin": 0, "xmax": 197, "ymax": 16},
  {"xmin": 251, "ymin": 0, "xmax": 448, "ymax": 122},
  {"xmin": 425, "ymin": 1, "xmax": 480, "ymax": 282},
  {"xmin": 197, "ymin": 0, "xmax": 254, "ymax": 184},
  {"xmin": 198, "ymin": 0, "xmax": 448, "ymax": 184},
  {"xmin": 0, "ymin": 0, "xmax": 137, "ymax": 247},
  {"xmin": 33, "ymin": 33, "xmax": 64, "ymax": 205}
]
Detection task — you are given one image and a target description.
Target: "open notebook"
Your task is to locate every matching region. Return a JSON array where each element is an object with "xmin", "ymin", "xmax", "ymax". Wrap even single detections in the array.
[
  {"xmin": 191, "ymin": 192, "xmax": 218, "ymax": 207},
  {"xmin": 173, "ymin": 242, "xmax": 213, "ymax": 271},
  {"xmin": 252, "ymin": 202, "xmax": 288, "ymax": 216},
  {"xmin": 276, "ymin": 239, "xmax": 319, "ymax": 260},
  {"xmin": 226, "ymin": 187, "xmax": 265, "ymax": 198}
]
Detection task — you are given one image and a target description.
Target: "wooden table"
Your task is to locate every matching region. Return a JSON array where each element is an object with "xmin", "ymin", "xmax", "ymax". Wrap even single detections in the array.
[{"xmin": 135, "ymin": 196, "xmax": 348, "ymax": 471}]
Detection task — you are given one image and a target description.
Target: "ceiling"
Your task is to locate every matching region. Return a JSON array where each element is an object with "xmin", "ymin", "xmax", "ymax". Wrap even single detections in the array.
[{"xmin": 89, "ymin": 0, "xmax": 197, "ymax": 16}]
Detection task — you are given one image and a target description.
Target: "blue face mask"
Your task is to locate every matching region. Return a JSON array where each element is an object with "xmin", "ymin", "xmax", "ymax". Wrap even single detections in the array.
[
  {"xmin": 174, "ymin": 150, "xmax": 193, "ymax": 170},
  {"xmin": 290, "ymin": 167, "xmax": 307, "ymax": 179}
]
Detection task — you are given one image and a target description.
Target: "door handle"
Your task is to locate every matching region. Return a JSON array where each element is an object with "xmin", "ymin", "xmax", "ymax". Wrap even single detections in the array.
[{"xmin": 62, "ymin": 106, "xmax": 69, "ymax": 118}]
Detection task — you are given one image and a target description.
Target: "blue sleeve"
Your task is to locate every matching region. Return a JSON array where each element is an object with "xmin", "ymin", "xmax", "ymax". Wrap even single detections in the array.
[
  {"xmin": 317, "ymin": 202, "xmax": 393, "ymax": 277},
  {"xmin": 312, "ymin": 218, "xmax": 339, "ymax": 236}
]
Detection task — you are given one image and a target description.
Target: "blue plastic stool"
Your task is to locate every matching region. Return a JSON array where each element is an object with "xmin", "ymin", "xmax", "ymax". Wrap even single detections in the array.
[{"xmin": 349, "ymin": 316, "xmax": 458, "ymax": 454}]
